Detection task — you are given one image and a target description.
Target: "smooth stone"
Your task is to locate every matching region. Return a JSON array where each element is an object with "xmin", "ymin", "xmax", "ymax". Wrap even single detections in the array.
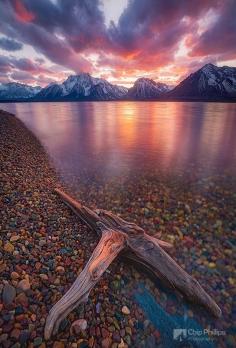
[
  {"xmin": 10, "ymin": 329, "xmax": 21, "ymax": 340},
  {"xmin": 31, "ymin": 314, "xmax": 37, "ymax": 322},
  {"xmin": 101, "ymin": 328, "xmax": 109, "ymax": 338},
  {"xmin": 15, "ymin": 292, "xmax": 28, "ymax": 307},
  {"xmin": 124, "ymin": 335, "xmax": 131, "ymax": 345},
  {"xmin": 108, "ymin": 326, "xmax": 115, "ymax": 333},
  {"xmin": 208, "ymin": 262, "xmax": 216, "ymax": 269},
  {"xmin": 144, "ymin": 319, "xmax": 150, "ymax": 329},
  {"xmin": 96, "ymin": 302, "xmax": 101, "ymax": 314},
  {"xmin": 226, "ymin": 335, "xmax": 236, "ymax": 347},
  {"xmin": 11, "ymin": 272, "xmax": 20, "ymax": 280},
  {"xmin": 18, "ymin": 279, "xmax": 31, "ymax": 291},
  {"xmin": 125, "ymin": 327, "xmax": 132, "ymax": 335},
  {"xmin": 2, "ymin": 284, "xmax": 16, "ymax": 306},
  {"xmin": 118, "ymin": 338, "xmax": 128, "ymax": 348},
  {"xmin": 53, "ymin": 342, "xmax": 65, "ymax": 348},
  {"xmin": 121, "ymin": 306, "xmax": 130, "ymax": 315},
  {"xmin": 11, "ymin": 344, "xmax": 21, "ymax": 348},
  {"xmin": 145, "ymin": 335, "xmax": 156, "ymax": 348},
  {"xmin": 10, "ymin": 235, "xmax": 20, "ymax": 242},
  {"xmin": 33, "ymin": 337, "xmax": 43, "ymax": 346},
  {"xmin": 120, "ymin": 329, "xmax": 125, "ymax": 337},
  {"xmin": 39, "ymin": 274, "xmax": 48, "ymax": 280},
  {"xmin": 39, "ymin": 239, "xmax": 47, "ymax": 247},
  {"xmin": 3, "ymin": 313, "xmax": 13, "ymax": 321},
  {"xmin": 77, "ymin": 340, "xmax": 89, "ymax": 348},
  {"xmin": 56, "ymin": 266, "xmax": 65, "ymax": 274},
  {"xmin": 15, "ymin": 306, "xmax": 24, "ymax": 315},
  {"xmin": 59, "ymin": 319, "xmax": 69, "ymax": 331},
  {"xmin": 4, "ymin": 242, "xmax": 14, "ymax": 253},
  {"xmin": 113, "ymin": 332, "xmax": 121, "ymax": 343},
  {"xmin": 54, "ymin": 278, "xmax": 60, "ymax": 285},
  {"xmin": 19, "ymin": 330, "xmax": 30, "ymax": 344},
  {"xmin": 102, "ymin": 338, "xmax": 112, "ymax": 348},
  {"xmin": 153, "ymin": 330, "xmax": 161, "ymax": 340},
  {"xmin": 0, "ymin": 334, "xmax": 8, "ymax": 343},
  {"xmin": 71, "ymin": 319, "xmax": 87, "ymax": 334}
]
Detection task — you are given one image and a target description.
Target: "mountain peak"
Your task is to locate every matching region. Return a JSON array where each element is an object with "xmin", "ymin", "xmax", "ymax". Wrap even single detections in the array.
[
  {"xmin": 36, "ymin": 72, "xmax": 127, "ymax": 100},
  {"xmin": 128, "ymin": 77, "xmax": 170, "ymax": 99},
  {"xmin": 67, "ymin": 72, "xmax": 91, "ymax": 79},
  {"xmin": 65, "ymin": 73, "xmax": 92, "ymax": 84},
  {"xmin": 135, "ymin": 77, "xmax": 155, "ymax": 83},
  {"xmin": 201, "ymin": 63, "xmax": 218, "ymax": 74},
  {"xmin": 170, "ymin": 63, "xmax": 236, "ymax": 99},
  {"xmin": 202, "ymin": 63, "xmax": 216, "ymax": 69}
]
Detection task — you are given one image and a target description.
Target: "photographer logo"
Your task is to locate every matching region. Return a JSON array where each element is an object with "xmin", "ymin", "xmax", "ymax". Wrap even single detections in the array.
[{"xmin": 173, "ymin": 329, "xmax": 187, "ymax": 341}]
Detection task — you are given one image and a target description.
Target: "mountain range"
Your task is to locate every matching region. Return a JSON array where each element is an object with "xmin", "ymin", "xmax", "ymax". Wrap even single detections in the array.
[
  {"xmin": 127, "ymin": 78, "xmax": 171, "ymax": 99},
  {"xmin": 0, "ymin": 64, "xmax": 236, "ymax": 102},
  {"xmin": 0, "ymin": 83, "xmax": 41, "ymax": 100},
  {"xmin": 36, "ymin": 73, "xmax": 128, "ymax": 101}
]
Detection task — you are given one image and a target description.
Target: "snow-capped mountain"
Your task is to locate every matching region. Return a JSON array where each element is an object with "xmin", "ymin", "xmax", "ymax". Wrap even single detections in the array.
[
  {"xmin": 36, "ymin": 73, "xmax": 128, "ymax": 101},
  {"xmin": 127, "ymin": 78, "xmax": 171, "ymax": 99},
  {"xmin": 0, "ymin": 82, "xmax": 41, "ymax": 100},
  {"xmin": 1, "ymin": 65, "xmax": 236, "ymax": 102},
  {"xmin": 169, "ymin": 63, "xmax": 236, "ymax": 99}
]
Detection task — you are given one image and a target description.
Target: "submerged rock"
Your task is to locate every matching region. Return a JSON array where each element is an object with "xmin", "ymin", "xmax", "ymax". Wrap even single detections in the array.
[{"xmin": 121, "ymin": 306, "xmax": 130, "ymax": 315}]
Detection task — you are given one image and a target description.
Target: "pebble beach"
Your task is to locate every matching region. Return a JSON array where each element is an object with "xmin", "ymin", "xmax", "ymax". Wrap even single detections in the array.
[{"xmin": 0, "ymin": 109, "xmax": 235, "ymax": 348}]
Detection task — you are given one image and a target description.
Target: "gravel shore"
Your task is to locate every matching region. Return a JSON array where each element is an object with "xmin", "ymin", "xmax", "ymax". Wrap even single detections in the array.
[
  {"xmin": 0, "ymin": 110, "xmax": 235, "ymax": 348},
  {"xmin": 0, "ymin": 111, "xmax": 162, "ymax": 347}
]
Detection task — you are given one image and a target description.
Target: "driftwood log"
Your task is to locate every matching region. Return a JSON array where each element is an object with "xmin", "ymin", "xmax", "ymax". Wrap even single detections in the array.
[{"xmin": 44, "ymin": 188, "xmax": 221, "ymax": 340}]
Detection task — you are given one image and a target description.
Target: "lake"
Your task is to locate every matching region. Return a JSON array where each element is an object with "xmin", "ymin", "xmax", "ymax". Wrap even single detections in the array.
[
  {"xmin": 2, "ymin": 101, "xmax": 236, "ymax": 182},
  {"xmin": 2, "ymin": 101, "xmax": 236, "ymax": 347}
]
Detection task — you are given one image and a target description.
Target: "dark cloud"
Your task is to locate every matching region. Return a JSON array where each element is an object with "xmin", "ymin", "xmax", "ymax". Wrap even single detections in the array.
[
  {"xmin": 11, "ymin": 57, "xmax": 42, "ymax": 72},
  {"xmin": 101, "ymin": 0, "xmax": 222, "ymax": 76},
  {"xmin": 10, "ymin": 70, "xmax": 34, "ymax": 83},
  {"xmin": 35, "ymin": 57, "xmax": 45, "ymax": 64},
  {"xmin": 0, "ymin": 54, "xmax": 63, "ymax": 84},
  {"xmin": 0, "ymin": 0, "xmax": 235, "ymax": 86},
  {"xmin": 26, "ymin": 0, "xmax": 107, "ymax": 51},
  {"xmin": 0, "ymin": 53, "xmax": 75, "ymax": 86},
  {"xmin": 190, "ymin": 0, "xmax": 236, "ymax": 58},
  {"xmin": 0, "ymin": 55, "xmax": 51, "ymax": 74},
  {"xmin": 108, "ymin": 0, "xmax": 219, "ymax": 53},
  {"xmin": 0, "ymin": 0, "xmax": 97, "ymax": 72},
  {"xmin": 0, "ymin": 55, "xmax": 12, "ymax": 73},
  {"xmin": 9, "ymin": 70, "xmax": 54, "ymax": 85},
  {"xmin": 0, "ymin": 37, "xmax": 23, "ymax": 51}
]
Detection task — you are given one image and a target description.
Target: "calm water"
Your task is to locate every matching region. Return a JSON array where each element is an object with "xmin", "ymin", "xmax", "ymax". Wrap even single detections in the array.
[{"xmin": 2, "ymin": 101, "xmax": 236, "ymax": 182}]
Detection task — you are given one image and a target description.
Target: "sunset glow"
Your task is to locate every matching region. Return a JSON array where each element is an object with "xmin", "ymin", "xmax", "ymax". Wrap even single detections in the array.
[{"xmin": 0, "ymin": 0, "xmax": 235, "ymax": 87}]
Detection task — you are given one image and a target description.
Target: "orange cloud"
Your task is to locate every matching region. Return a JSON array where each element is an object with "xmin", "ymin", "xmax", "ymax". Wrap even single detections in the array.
[{"xmin": 14, "ymin": 0, "xmax": 35, "ymax": 23}]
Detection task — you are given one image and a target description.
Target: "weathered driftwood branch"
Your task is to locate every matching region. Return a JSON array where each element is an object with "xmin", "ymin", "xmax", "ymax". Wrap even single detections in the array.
[
  {"xmin": 45, "ymin": 228, "xmax": 125, "ymax": 340},
  {"xmin": 44, "ymin": 188, "xmax": 221, "ymax": 339}
]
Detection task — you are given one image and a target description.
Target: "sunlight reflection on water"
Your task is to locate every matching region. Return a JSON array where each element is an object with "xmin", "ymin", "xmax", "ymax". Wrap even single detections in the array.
[{"xmin": 3, "ymin": 101, "xmax": 236, "ymax": 181}]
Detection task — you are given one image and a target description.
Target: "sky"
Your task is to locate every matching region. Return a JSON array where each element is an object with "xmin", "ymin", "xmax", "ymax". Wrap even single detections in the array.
[{"xmin": 0, "ymin": 0, "xmax": 235, "ymax": 88}]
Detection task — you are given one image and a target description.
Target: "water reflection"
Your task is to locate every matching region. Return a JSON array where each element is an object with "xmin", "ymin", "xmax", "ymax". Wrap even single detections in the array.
[{"xmin": 3, "ymin": 101, "xmax": 236, "ymax": 180}]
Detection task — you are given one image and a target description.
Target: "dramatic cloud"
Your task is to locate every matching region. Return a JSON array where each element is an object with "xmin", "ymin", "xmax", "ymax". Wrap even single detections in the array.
[
  {"xmin": 13, "ymin": 0, "xmax": 35, "ymax": 22},
  {"xmin": 0, "ymin": 37, "xmax": 23, "ymax": 51},
  {"xmin": 190, "ymin": 0, "xmax": 236, "ymax": 59},
  {"xmin": 0, "ymin": 54, "xmax": 71, "ymax": 85},
  {"xmin": 0, "ymin": 55, "xmax": 12, "ymax": 73},
  {"xmin": 0, "ymin": 0, "xmax": 235, "ymax": 87},
  {"xmin": 104, "ymin": 0, "xmax": 223, "ymax": 81}
]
